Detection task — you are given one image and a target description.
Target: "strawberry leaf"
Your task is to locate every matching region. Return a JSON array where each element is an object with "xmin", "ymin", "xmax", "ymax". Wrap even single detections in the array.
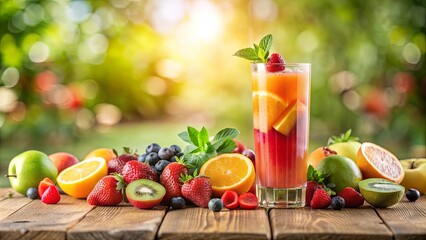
[{"xmin": 327, "ymin": 129, "xmax": 360, "ymax": 145}]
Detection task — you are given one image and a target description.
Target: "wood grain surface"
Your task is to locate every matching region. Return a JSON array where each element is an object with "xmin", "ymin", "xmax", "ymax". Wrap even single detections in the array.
[
  {"xmin": 0, "ymin": 195, "xmax": 93, "ymax": 240},
  {"xmin": 158, "ymin": 207, "xmax": 271, "ymax": 240},
  {"xmin": 270, "ymin": 205, "xmax": 393, "ymax": 240},
  {"xmin": 67, "ymin": 204, "xmax": 167, "ymax": 240},
  {"xmin": 375, "ymin": 197, "xmax": 426, "ymax": 240},
  {"xmin": 0, "ymin": 189, "xmax": 32, "ymax": 221}
]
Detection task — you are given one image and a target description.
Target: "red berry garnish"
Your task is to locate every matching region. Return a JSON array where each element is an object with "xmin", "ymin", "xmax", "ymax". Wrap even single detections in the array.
[
  {"xmin": 41, "ymin": 185, "xmax": 61, "ymax": 204},
  {"xmin": 266, "ymin": 53, "xmax": 285, "ymax": 72},
  {"xmin": 238, "ymin": 192, "xmax": 258, "ymax": 210},
  {"xmin": 221, "ymin": 190, "xmax": 239, "ymax": 209}
]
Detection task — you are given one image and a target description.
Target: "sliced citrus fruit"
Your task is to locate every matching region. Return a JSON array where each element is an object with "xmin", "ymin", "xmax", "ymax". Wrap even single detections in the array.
[
  {"xmin": 84, "ymin": 148, "xmax": 117, "ymax": 164},
  {"xmin": 252, "ymin": 91, "xmax": 288, "ymax": 133},
  {"xmin": 272, "ymin": 100, "xmax": 306, "ymax": 136},
  {"xmin": 57, "ymin": 157, "xmax": 108, "ymax": 198},
  {"xmin": 199, "ymin": 153, "xmax": 255, "ymax": 197},
  {"xmin": 356, "ymin": 142, "xmax": 404, "ymax": 183}
]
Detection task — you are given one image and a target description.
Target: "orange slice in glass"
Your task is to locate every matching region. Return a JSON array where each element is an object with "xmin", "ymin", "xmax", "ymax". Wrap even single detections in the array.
[
  {"xmin": 272, "ymin": 100, "xmax": 306, "ymax": 136},
  {"xmin": 356, "ymin": 142, "xmax": 405, "ymax": 183},
  {"xmin": 57, "ymin": 157, "xmax": 108, "ymax": 198},
  {"xmin": 252, "ymin": 91, "xmax": 288, "ymax": 133},
  {"xmin": 199, "ymin": 153, "xmax": 255, "ymax": 197}
]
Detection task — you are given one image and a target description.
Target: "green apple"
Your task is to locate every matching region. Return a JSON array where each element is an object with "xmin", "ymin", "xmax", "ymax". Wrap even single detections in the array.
[
  {"xmin": 327, "ymin": 129, "xmax": 361, "ymax": 162},
  {"xmin": 6, "ymin": 150, "xmax": 58, "ymax": 196},
  {"xmin": 400, "ymin": 158, "xmax": 426, "ymax": 195}
]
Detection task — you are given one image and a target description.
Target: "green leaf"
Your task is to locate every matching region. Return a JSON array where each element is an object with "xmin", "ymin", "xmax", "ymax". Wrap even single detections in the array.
[
  {"xmin": 198, "ymin": 127, "xmax": 209, "ymax": 151},
  {"xmin": 216, "ymin": 138, "xmax": 237, "ymax": 154},
  {"xmin": 253, "ymin": 43, "xmax": 259, "ymax": 55},
  {"xmin": 178, "ymin": 131, "xmax": 191, "ymax": 144},
  {"xmin": 327, "ymin": 129, "xmax": 360, "ymax": 145},
  {"xmin": 233, "ymin": 48, "xmax": 261, "ymax": 61},
  {"xmin": 213, "ymin": 128, "xmax": 240, "ymax": 141},
  {"xmin": 187, "ymin": 126, "xmax": 200, "ymax": 147},
  {"xmin": 259, "ymin": 34, "xmax": 272, "ymax": 52}
]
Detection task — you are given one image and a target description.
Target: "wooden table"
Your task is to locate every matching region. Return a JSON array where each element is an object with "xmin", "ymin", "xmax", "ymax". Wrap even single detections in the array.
[{"xmin": 0, "ymin": 188, "xmax": 425, "ymax": 240}]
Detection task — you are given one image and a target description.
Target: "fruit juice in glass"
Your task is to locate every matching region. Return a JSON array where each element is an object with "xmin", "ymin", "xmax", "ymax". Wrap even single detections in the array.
[{"xmin": 251, "ymin": 63, "xmax": 310, "ymax": 208}]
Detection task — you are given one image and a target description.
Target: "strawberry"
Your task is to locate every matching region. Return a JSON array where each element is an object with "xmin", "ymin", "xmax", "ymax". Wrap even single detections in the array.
[
  {"xmin": 310, "ymin": 189, "xmax": 331, "ymax": 209},
  {"xmin": 38, "ymin": 177, "xmax": 55, "ymax": 198},
  {"xmin": 108, "ymin": 147, "xmax": 138, "ymax": 174},
  {"xmin": 41, "ymin": 185, "xmax": 61, "ymax": 204},
  {"xmin": 338, "ymin": 187, "xmax": 364, "ymax": 208},
  {"xmin": 87, "ymin": 175, "xmax": 124, "ymax": 206},
  {"xmin": 160, "ymin": 161, "xmax": 189, "ymax": 204},
  {"xmin": 122, "ymin": 160, "xmax": 158, "ymax": 183},
  {"xmin": 238, "ymin": 192, "xmax": 258, "ymax": 210},
  {"xmin": 181, "ymin": 174, "xmax": 212, "ymax": 208},
  {"xmin": 306, "ymin": 181, "xmax": 323, "ymax": 207},
  {"xmin": 266, "ymin": 53, "xmax": 285, "ymax": 72}
]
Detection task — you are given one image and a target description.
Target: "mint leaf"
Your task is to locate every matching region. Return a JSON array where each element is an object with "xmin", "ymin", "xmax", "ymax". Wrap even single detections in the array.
[
  {"xmin": 216, "ymin": 138, "xmax": 237, "ymax": 154},
  {"xmin": 233, "ymin": 48, "xmax": 260, "ymax": 61},
  {"xmin": 178, "ymin": 131, "xmax": 191, "ymax": 144},
  {"xmin": 234, "ymin": 34, "xmax": 273, "ymax": 63},
  {"xmin": 259, "ymin": 34, "xmax": 272, "ymax": 53},
  {"xmin": 213, "ymin": 128, "xmax": 240, "ymax": 141},
  {"xmin": 187, "ymin": 126, "xmax": 200, "ymax": 147},
  {"xmin": 198, "ymin": 127, "xmax": 209, "ymax": 151}
]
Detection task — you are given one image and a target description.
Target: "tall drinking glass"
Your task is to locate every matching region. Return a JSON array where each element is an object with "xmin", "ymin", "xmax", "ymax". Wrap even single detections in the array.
[{"xmin": 251, "ymin": 63, "xmax": 311, "ymax": 208}]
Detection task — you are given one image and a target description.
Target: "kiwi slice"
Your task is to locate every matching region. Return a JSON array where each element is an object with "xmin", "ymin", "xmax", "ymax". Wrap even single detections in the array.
[
  {"xmin": 358, "ymin": 178, "xmax": 405, "ymax": 208},
  {"xmin": 126, "ymin": 179, "xmax": 165, "ymax": 209}
]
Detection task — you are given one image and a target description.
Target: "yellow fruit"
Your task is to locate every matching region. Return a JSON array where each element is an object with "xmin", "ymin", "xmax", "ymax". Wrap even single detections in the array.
[
  {"xmin": 252, "ymin": 91, "xmax": 288, "ymax": 133},
  {"xmin": 57, "ymin": 157, "xmax": 108, "ymax": 198},
  {"xmin": 400, "ymin": 158, "xmax": 426, "ymax": 195},
  {"xmin": 356, "ymin": 142, "xmax": 404, "ymax": 183},
  {"xmin": 272, "ymin": 100, "xmax": 306, "ymax": 136},
  {"xmin": 83, "ymin": 148, "xmax": 116, "ymax": 164},
  {"xmin": 199, "ymin": 153, "xmax": 255, "ymax": 197}
]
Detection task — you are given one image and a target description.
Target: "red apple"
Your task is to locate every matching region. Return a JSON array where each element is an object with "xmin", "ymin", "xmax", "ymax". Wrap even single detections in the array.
[{"xmin": 49, "ymin": 152, "xmax": 79, "ymax": 173}]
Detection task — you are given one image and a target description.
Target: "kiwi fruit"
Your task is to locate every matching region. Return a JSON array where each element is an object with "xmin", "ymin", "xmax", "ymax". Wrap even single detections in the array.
[
  {"xmin": 126, "ymin": 179, "xmax": 165, "ymax": 209},
  {"xmin": 358, "ymin": 178, "xmax": 405, "ymax": 208}
]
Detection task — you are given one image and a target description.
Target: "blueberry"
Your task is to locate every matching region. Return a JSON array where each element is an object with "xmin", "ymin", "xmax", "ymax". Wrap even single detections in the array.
[
  {"xmin": 169, "ymin": 145, "xmax": 181, "ymax": 155},
  {"xmin": 26, "ymin": 188, "xmax": 39, "ymax": 199},
  {"xmin": 406, "ymin": 188, "xmax": 420, "ymax": 202},
  {"xmin": 170, "ymin": 197, "xmax": 186, "ymax": 209},
  {"xmin": 138, "ymin": 153, "xmax": 147, "ymax": 163},
  {"xmin": 146, "ymin": 143, "xmax": 161, "ymax": 153},
  {"xmin": 155, "ymin": 160, "xmax": 171, "ymax": 173},
  {"xmin": 331, "ymin": 196, "xmax": 345, "ymax": 210},
  {"xmin": 56, "ymin": 185, "xmax": 65, "ymax": 195},
  {"xmin": 208, "ymin": 198, "xmax": 223, "ymax": 212},
  {"xmin": 176, "ymin": 152, "xmax": 184, "ymax": 158},
  {"xmin": 242, "ymin": 149, "xmax": 256, "ymax": 162},
  {"xmin": 158, "ymin": 147, "xmax": 174, "ymax": 160},
  {"xmin": 145, "ymin": 152, "xmax": 160, "ymax": 165},
  {"xmin": 169, "ymin": 156, "xmax": 178, "ymax": 162}
]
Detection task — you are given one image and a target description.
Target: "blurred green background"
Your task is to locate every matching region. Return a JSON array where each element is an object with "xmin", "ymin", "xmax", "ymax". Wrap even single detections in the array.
[{"xmin": 0, "ymin": 0, "xmax": 425, "ymax": 187}]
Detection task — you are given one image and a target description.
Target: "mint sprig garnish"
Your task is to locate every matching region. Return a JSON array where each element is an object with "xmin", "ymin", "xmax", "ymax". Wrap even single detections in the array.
[
  {"xmin": 307, "ymin": 164, "xmax": 336, "ymax": 196},
  {"xmin": 327, "ymin": 129, "xmax": 360, "ymax": 145},
  {"xmin": 178, "ymin": 126, "xmax": 240, "ymax": 173},
  {"xmin": 233, "ymin": 34, "xmax": 272, "ymax": 63}
]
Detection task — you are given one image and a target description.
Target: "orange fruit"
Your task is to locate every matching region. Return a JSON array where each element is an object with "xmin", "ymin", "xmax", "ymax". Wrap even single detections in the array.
[
  {"xmin": 199, "ymin": 153, "xmax": 255, "ymax": 197},
  {"xmin": 252, "ymin": 91, "xmax": 288, "ymax": 133},
  {"xmin": 57, "ymin": 157, "xmax": 108, "ymax": 198},
  {"xmin": 307, "ymin": 146, "xmax": 337, "ymax": 168},
  {"xmin": 84, "ymin": 148, "xmax": 116, "ymax": 164},
  {"xmin": 356, "ymin": 142, "xmax": 405, "ymax": 183},
  {"xmin": 272, "ymin": 100, "xmax": 306, "ymax": 136}
]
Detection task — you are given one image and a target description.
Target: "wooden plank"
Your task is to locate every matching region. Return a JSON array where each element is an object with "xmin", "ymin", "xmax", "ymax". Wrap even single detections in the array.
[
  {"xmin": 375, "ymin": 197, "xmax": 426, "ymax": 240},
  {"xmin": 0, "ymin": 190, "xmax": 32, "ymax": 221},
  {"xmin": 0, "ymin": 195, "xmax": 94, "ymax": 240},
  {"xmin": 67, "ymin": 204, "xmax": 167, "ymax": 240},
  {"xmin": 270, "ymin": 206, "xmax": 393, "ymax": 240},
  {"xmin": 158, "ymin": 207, "xmax": 271, "ymax": 240}
]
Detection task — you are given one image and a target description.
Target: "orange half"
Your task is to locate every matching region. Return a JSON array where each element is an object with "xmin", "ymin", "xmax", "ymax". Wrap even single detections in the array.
[
  {"xmin": 84, "ymin": 148, "xmax": 117, "ymax": 164},
  {"xmin": 199, "ymin": 153, "xmax": 255, "ymax": 197},
  {"xmin": 356, "ymin": 142, "xmax": 404, "ymax": 183},
  {"xmin": 252, "ymin": 91, "xmax": 288, "ymax": 133},
  {"xmin": 57, "ymin": 157, "xmax": 108, "ymax": 198}
]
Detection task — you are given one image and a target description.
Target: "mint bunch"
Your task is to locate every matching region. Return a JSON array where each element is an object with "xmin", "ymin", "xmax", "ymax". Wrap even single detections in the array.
[
  {"xmin": 233, "ymin": 34, "xmax": 272, "ymax": 63},
  {"xmin": 178, "ymin": 126, "xmax": 240, "ymax": 172},
  {"xmin": 327, "ymin": 129, "xmax": 360, "ymax": 145}
]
